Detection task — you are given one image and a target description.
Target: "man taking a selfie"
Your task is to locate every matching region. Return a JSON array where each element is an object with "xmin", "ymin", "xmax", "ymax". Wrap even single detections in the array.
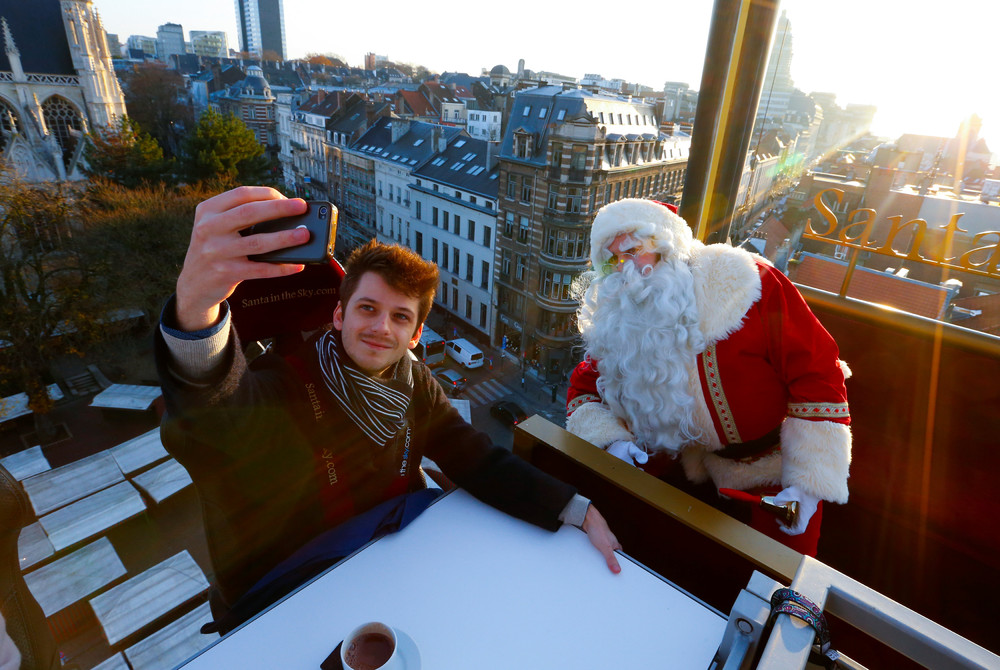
[{"xmin": 155, "ymin": 187, "xmax": 620, "ymax": 633}]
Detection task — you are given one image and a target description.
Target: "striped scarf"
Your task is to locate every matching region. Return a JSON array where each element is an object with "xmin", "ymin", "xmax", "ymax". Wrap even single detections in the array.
[{"xmin": 315, "ymin": 330, "xmax": 413, "ymax": 447}]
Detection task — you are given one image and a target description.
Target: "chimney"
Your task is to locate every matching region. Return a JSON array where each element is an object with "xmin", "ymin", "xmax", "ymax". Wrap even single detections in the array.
[
  {"xmin": 486, "ymin": 141, "xmax": 499, "ymax": 170},
  {"xmin": 391, "ymin": 118, "xmax": 410, "ymax": 144},
  {"xmin": 436, "ymin": 126, "xmax": 447, "ymax": 153}
]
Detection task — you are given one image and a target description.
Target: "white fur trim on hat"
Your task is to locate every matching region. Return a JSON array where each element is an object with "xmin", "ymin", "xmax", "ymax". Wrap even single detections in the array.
[
  {"xmin": 589, "ymin": 199, "xmax": 695, "ymax": 269},
  {"xmin": 565, "ymin": 401, "xmax": 634, "ymax": 449},
  {"xmin": 780, "ymin": 417, "xmax": 851, "ymax": 504}
]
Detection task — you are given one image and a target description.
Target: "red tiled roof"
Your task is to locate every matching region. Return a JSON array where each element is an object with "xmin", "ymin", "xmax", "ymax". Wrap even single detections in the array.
[
  {"xmin": 789, "ymin": 254, "xmax": 952, "ymax": 319},
  {"xmin": 398, "ymin": 90, "xmax": 435, "ymax": 117},
  {"xmin": 951, "ymin": 293, "xmax": 1000, "ymax": 335},
  {"xmin": 757, "ymin": 216, "xmax": 791, "ymax": 259}
]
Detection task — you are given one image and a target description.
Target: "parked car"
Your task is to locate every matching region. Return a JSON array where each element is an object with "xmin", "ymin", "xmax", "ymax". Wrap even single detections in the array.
[
  {"xmin": 433, "ymin": 368, "xmax": 467, "ymax": 396},
  {"xmin": 445, "ymin": 338, "xmax": 484, "ymax": 369},
  {"xmin": 490, "ymin": 400, "xmax": 528, "ymax": 427}
]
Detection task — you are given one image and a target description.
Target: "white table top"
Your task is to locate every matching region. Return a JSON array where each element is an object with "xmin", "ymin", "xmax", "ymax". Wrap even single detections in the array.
[
  {"xmin": 24, "ymin": 537, "xmax": 126, "ymax": 616},
  {"xmin": 110, "ymin": 429, "xmax": 169, "ymax": 475},
  {"xmin": 179, "ymin": 490, "xmax": 726, "ymax": 669},
  {"xmin": 131, "ymin": 459, "xmax": 193, "ymax": 504},
  {"xmin": 21, "ymin": 450, "xmax": 125, "ymax": 516},
  {"xmin": 0, "ymin": 384, "xmax": 64, "ymax": 423},
  {"xmin": 39, "ymin": 480, "xmax": 146, "ymax": 551},
  {"xmin": 91, "ymin": 384, "xmax": 162, "ymax": 411},
  {"xmin": 1, "ymin": 445, "xmax": 52, "ymax": 481}
]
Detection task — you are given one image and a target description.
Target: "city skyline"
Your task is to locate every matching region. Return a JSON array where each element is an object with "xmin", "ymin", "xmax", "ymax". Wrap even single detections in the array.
[{"xmin": 93, "ymin": 0, "xmax": 995, "ymax": 151}]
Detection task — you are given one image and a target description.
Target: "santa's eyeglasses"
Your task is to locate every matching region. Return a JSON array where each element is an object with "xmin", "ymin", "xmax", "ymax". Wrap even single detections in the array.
[{"xmin": 601, "ymin": 245, "xmax": 653, "ymax": 274}]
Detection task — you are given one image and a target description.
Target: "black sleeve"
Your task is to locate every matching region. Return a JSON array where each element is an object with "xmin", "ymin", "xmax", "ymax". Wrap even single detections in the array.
[{"xmin": 418, "ymin": 370, "xmax": 576, "ymax": 532}]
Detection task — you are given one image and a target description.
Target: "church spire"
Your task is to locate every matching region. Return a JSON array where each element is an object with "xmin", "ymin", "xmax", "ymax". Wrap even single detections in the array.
[{"xmin": 2, "ymin": 17, "xmax": 19, "ymax": 56}]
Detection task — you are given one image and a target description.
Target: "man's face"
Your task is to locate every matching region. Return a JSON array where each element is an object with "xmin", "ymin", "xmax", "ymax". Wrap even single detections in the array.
[
  {"xmin": 606, "ymin": 232, "xmax": 660, "ymax": 274},
  {"xmin": 333, "ymin": 272, "xmax": 423, "ymax": 376}
]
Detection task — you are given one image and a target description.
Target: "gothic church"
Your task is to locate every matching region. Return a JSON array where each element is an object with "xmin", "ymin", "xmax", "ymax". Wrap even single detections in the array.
[{"xmin": 0, "ymin": 0, "xmax": 126, "ymax": 182}]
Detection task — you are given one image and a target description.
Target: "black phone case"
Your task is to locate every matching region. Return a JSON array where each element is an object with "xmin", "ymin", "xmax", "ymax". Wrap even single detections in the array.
[{"xmin": 244, "ymin": 201, "xmax": 337, "ymax": 263}]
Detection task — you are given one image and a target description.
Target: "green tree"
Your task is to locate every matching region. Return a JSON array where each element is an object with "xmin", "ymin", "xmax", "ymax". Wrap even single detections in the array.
[
  {"xmin": 82, "ymin": 116, "xmax": 172, "ymax": 188},
  {"xmin": 178, "ymin": 108, "xmax": 271, "ymax": 187},
  {"xmin": 0, "ymin": 173, "xmax": 101, "ymax": 440}
]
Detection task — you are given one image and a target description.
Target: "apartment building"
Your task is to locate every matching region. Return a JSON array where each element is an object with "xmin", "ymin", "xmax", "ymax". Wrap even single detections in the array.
[
  {"xmin": 411, "ymin": 137, "xmax": 501, "ymax": 338},
  {"xmin": 494, "ymin": 86, "xmax": 689, "ymax": 379}
]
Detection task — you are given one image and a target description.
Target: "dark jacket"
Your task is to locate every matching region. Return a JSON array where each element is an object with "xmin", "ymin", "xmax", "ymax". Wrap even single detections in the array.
[{"xmin": 155, "ymin": 326, "xmax": 576, "ymax": 613}]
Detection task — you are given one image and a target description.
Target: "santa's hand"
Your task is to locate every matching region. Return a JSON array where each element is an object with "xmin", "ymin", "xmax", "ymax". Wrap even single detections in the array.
[
  {"xmin": 606, "ymin": 440, "xmax": 649, "ymax": 466},
  {"xmin": 773, "ymin": 486, "xmax": 820, "ymax": 536}
]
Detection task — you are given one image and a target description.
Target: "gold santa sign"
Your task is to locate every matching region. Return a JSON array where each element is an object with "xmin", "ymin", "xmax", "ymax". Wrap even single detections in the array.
[{"xmin": 803, "ymin": 188, "xmax": 1000, "ymax": 280}]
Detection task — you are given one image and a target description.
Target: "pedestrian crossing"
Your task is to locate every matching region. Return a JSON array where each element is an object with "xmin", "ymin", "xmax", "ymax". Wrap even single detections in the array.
[{"xmin": 463, "ymin": 379, "xmax": 514, "ymax": 407}]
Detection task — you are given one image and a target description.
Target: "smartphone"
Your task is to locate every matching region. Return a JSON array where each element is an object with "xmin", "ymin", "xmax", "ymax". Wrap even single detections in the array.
[{"xmin": 243, "ymin": 201, "xmax": 337, "ymax": 263}]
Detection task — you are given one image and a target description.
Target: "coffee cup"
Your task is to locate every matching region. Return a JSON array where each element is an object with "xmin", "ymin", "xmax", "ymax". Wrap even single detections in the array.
[{"xmin": 340, "ymin": 622, "xmax": 401, "ymax": 670}]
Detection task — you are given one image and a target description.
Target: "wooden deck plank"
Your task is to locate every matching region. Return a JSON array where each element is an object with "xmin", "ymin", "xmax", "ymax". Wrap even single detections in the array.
[
  {"xmin": 89, "ymin": 551, "xmax": 209, "ymax": 647},
  {"xmin": 23, "ymin": 537, "xmax": 126, "ymax": 617},
  {"xmin": 91, "ymin": 652, "xmax": 129, "ymax": 670},
  {"xmin": 124, "ymin": 602, "xmax": 217, "ymax": 670},
  {"xmin": 21, "ymin": 450, "xmax": 124, "ymax": 516},
  {"xmin": 131, "ymin": 459, "xmax": 192, "ymax": 504},
  {"xmin": 0, "ymin": 445, "xmax": 51, "ymax": 481},
  {"xmin": 90, "ymin": 384, "xmax": 162, "ymax": 411},
  {"xmin": 38, "ymin": 481, "xmax": 146, "ymax": 552},
  {"xmin": 18, "ymin": 522, "xmax": 54, "ymax": 571},
  {"xmin": 110, "ymin": 428, "xmax": 168, "ymax": 475}
]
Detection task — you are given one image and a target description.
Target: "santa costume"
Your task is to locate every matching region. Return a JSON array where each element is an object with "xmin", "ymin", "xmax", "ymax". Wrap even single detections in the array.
[{"xmin": 566, "ymin": 199, "xmax": 851, "ymax": 555}]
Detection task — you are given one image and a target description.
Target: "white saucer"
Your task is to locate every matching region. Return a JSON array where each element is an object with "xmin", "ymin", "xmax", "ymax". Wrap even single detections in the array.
[{"xmin": 393, "ymin": 628, "xmax": 420, "ymax": 670}]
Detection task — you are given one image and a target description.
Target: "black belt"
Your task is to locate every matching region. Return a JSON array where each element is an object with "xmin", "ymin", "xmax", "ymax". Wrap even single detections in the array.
[{"xmin": 714, "ymin": 425, "xmax": 782, "ymax": 460}]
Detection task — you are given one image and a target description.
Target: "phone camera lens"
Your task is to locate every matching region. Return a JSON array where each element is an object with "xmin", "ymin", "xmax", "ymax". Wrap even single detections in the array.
[{"xmin": 319, "ymin": 206, "xmax": 328, "ymax": 217}]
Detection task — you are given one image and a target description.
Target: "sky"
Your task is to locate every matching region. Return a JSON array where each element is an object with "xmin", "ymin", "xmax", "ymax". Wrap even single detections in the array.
[{"xmin": 93, "ymin": 0, "xmax": 996, "ymax": 152}]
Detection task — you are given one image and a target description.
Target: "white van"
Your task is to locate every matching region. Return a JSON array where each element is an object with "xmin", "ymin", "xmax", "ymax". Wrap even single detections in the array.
[{"xmin": 445, "ymin": 338, "xmax": 484, "ymax": 369}]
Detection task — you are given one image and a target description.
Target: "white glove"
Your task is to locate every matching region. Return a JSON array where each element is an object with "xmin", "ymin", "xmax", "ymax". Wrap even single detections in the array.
[
  {"xmin": 606, "ymin": 440, "xmax": 649, "ymax": 467},
  {"xmin": 772, "ymin": 486, "xmax": 820, "ymax": 536}
]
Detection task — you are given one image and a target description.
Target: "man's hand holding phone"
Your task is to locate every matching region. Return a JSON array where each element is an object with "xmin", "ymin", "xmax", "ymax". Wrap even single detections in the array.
[{"xmin": 175, "ymin": 187, "xmax": 312, "ymax": 332}]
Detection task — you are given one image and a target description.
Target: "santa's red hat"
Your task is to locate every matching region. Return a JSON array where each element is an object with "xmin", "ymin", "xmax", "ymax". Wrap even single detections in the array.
[{"xmin": 589, "ymin": 198, "xmax": 696, "ymax": 270}]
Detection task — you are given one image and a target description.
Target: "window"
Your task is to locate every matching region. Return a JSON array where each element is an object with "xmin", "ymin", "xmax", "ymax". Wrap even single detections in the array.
[
  {"xmin": 443, "ymin": 211, "xmax": 450, "ymax": 230},
  {"xmin": 503, "ymin": 212, "xmax": 514, "ymax": 238},
  {"xmin": 521, "ymin": 178, "xmax": 533, "ymax": 203},
  {"xmin": 441, "ymin": 283, "xmax": 448, "ymax": 304},
  {"xmin": 454, "ymin": 215, "xmax": 461, "ymax": 235},
  {"xmin": 482, "ymin": 225, "xmax": 492, "ymax": 248},
  {"xmin": 432, "ymin": 238, "xmax": 438, "ymax": 264},
  {"xmin": 415, "ymin": 231, "xmax": 423, "ymax": 255},
  {"xmin": 415, "ymin": 201, "xmax": 422, "ymax": 220},
  {"xmin": 548, "ymin": 186, "xmax": 559, "ymax": 210},
  {"xmin": 538, "ymin": 106, "xmax": 547, "ymax": 119},
  {"xmin": 515, "ymin": 255, "xmax": 526, "ymax": 282},
  {"xmin": 481, "ymin": 260, "xmax": 489, "ymax": 289},
  {"xmin": 557, "ymin": 109, "xmax": 566, "ymax": 121},
  {"xmin": 570, "ymin": 145, "xmax": 587, "ymax": 171},
  {"xmin": 506, "ymin": 175, "xmax": 517, "ymax": 199},
  {"xmin": 433, "ymin": 207, "xmax": 439, "ymax": 226},
  {"xmin": 522, "ymin": 105, "xmax": 531, "ymax": 117},
  {"xmin": 466, "ymin": 297, "xmax": 472, "ymax": 319},
  {"xmin": 467, "ymin": 220, "xmax": 475, "ymax": 240},
  {"xmin": 550, "ymin": 142, "xmax": 563, "ymax": 169},
  {"xmin": 540, "ymin": 270, "xmax": 574, "ymax": 301},
  {"xmin": 480, "ymin": 303, "xmax": 487, "ymax": 328},
  {"xmin": 466, "ymin": 253, "xmax": 473, "ymax": 281},
  {"xmin": 442, "ymin": 243, "xmax": 449, "ymax": 270},
  {"xmin": 545, "ymin": 228, "xmax": 588, "ymax": 259},
  {"xmin": 452, "ymin": 248, "xmax": 459, "ymax": 274},
  {"xmin": 500, "ymin": 250, "xmax": 511, "ymax": 277},
  {"xmin": 567, "ymin": 188, "xmax": 582, "ymax": 213},
  {"xmin": 518, "ymin": 216, "xmax": 531, "ymax": 244}
]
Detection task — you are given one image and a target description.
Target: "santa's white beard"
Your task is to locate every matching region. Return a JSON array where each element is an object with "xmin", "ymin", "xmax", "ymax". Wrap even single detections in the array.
[{"xmin": 577, "ymin": 259, "xmax": 705, "ymax": 453}]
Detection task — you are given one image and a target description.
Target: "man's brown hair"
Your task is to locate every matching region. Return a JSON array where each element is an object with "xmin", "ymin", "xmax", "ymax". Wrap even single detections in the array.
[{"xmin": 340, "ymin": 240, "xmax": 439, "ymax": 328}]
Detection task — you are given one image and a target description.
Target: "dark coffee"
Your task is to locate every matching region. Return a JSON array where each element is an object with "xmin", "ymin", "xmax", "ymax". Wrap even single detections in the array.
[{"xmin": 345, "ymin": 631, "xmax": 394, "ymax": 670}]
